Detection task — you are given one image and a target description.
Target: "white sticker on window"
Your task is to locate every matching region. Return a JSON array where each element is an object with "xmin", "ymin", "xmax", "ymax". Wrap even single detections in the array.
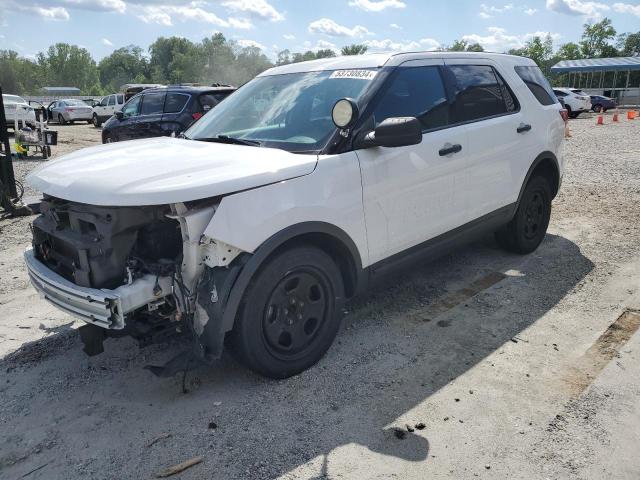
[{"xmin": 329, "ymin": 69, "xmax": 377, "ymax": 80}]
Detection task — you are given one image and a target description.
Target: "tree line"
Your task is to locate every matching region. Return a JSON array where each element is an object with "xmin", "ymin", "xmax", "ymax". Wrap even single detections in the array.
[{"xmin": 1, "ymin": 19, "xmax": 638, "ymax": 96}]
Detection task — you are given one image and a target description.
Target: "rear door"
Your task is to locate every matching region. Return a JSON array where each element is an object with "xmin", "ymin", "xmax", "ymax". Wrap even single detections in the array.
[
  {"xmin": 161, "ymin": 92, "xmax": 191, "ymax": 134},
  {"xmin": 134, "ymin": 92, "xmax": 166, "ymax": 139},
  {"xmin": 443, "ymin": 60, "xmax": 529, "ymax": 221},
  {"xmin": 356, "ymin": 59, "xmax": 470, "ymax": 264}
]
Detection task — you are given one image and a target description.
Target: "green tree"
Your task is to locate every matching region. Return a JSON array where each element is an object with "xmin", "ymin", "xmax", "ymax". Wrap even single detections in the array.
[
  {"xmin": 276, "ymin": 49, "xmax": 292, "ymax": 65},
  {"xmin": 448, "ymin": 40, "xmax": 484, "ymax": 52},
  {"xmin": 98, "ymin": 45, "xmax": 149, "ymax": 92},
  {"xmin": 201, "ymin": 33, "xmax": 236, "ymax": 83},
  {"xmin": 148, "ymin": 37, "xmax": 200, "ymax": 84},
  {"xmin": 617, "ymin": 32, "xmax": 640, "ymax": 56},
  {"xmin": 341, "ymin": 44, "xmax": 368, "ymax": 55},
  {"xmin": 556, "ymin": 42, "xmax": 583, "ymax": 60},
  {"xmin": 0, "ymin": 50, "xmax": 42, "ymax": 94},
  {"xmin": 37, "ymin": 43, "xmax": 100, "ymax": 93},
  {"xmin": 315, "ymin": 49, "xmax": 337, "ymax": 59},
  {"xmin": 580, "ymin": 18, "xmax": 617, "ymax": 57}
]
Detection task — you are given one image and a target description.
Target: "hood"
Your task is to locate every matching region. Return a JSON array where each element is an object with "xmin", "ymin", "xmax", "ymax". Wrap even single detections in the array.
[{"xmin": 28, "ymin": 137, "xmax": 317, "ymax": 206}]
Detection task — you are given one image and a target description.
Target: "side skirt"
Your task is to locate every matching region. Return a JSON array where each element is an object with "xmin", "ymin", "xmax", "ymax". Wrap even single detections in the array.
[{"xmin": 366, "ymin": 203, "xmax": 516, "ymax": 285}]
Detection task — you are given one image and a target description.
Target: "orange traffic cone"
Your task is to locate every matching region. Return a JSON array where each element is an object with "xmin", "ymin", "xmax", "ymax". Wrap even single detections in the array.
[
  {"xmin": 613, "ymin": 112, "xmax": 619, "ymax": 122},
  {"xmin": 628, "ymin": 111, "xmax": 636, "ymax": 120},
  {"xmin": 596, "ymin": 114, "xmax": 604, "ymax": 125}
]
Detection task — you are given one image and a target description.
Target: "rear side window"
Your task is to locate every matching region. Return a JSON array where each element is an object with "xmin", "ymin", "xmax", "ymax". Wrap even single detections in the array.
[
  {"xmin": 107, "ymin": 96, "xmax": 115, "ymax": 106},
  {"xmin": 516, "ymin": 66, "xmax": 557, "ymax": 106},
  {"xmin": 199, "ymin": 92, "xmax": 231, "ymax": 112},
  {"xmin": 553, "ymin": 90, "xmax": 567, "ymax": 97},
  {"xmin": 140, "ymin": 92, "xmax": 166, "ymax": 115},
  {"xmin": 448, "ymin": 65, "xmax": 513, "ymax": 123},
  {"xmin": 116, "ymin": 94, "xmax": 124, "ymax": 104},
  {"xmin": 164, "ymin": 93, "xmax": 189, "ymax": 113},
  {"xmin": 373, "ymin": 65, "xmax": 449, "ymax": 131}
]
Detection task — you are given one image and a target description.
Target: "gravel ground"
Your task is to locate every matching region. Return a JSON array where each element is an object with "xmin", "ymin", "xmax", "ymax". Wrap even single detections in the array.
[{"xmin": 1, "ymin": 114, "xmax": 639, "ymax": 479}]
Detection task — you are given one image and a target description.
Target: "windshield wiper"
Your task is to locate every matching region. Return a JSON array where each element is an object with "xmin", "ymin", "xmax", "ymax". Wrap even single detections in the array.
[{"xmin": 194, "ymin": 135, "xmax": 262, "ymax": 147}]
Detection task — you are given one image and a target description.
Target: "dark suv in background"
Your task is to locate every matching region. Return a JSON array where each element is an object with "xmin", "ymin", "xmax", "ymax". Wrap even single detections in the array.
[{"xmin": 101, "ymin": 85, "xmax": 236, "ymax": 143}]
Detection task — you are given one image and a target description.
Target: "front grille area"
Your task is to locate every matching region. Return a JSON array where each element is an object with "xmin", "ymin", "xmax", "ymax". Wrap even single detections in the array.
[{"xmin": 32, "ymin": 197, "xmax": 180, "ymax": 289}]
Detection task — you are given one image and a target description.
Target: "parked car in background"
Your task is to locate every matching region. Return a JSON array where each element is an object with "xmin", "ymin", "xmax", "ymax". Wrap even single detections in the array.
[
  {"xmin": 589, "ymin": 95, "xmax": 616, "ymax": 113},
  {"xmin": 27, "ymin": 52, "xmax": 565, "ymax": 378},
  {"xmin": 552, "ymin": 88, "xmax": 591, "ymax": 118},
  {"xmin": 92, "ymin": 93, "xmax": 125, "ymax": 127},
  {"xmin": 46, "ymin": 99, "xmax": 93, "ymax": 124},
  {"xmin": 3, "ymin": 94, "xmax": 36, "ymax": 129},
  {"xmin": 101, "ymin": 85, "xmax": 236, "ymax": 143}
]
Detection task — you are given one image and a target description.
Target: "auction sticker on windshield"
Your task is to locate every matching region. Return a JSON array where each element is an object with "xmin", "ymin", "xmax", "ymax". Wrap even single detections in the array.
[{"xmin": 329, "ymin": 70, "xmax": 377, "ymax": 80}]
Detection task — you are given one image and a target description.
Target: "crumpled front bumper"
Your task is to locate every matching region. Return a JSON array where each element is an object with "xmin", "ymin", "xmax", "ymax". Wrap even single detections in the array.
[{"xmin": 24, "ymin": 248, "xmax": 172, "ymax": 329}]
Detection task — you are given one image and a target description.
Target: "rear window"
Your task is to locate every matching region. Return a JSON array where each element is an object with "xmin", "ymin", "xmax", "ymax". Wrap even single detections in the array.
[
  {"xmin": 140, "ymin": 92, "xmax": 165, "ymax": 115},
  {"xmin": 198, "ymin": 92, "xmax": 232, "ymax": 112},
  {"xmin": 515, "ymin": 66, "xmax": 557, "ymax": 106},
  {"xmin": 448, "ymin": 65, "xmax": 515, "ymax": 123},
  {"xmin": 65, "ymin": 99, "xmax": 87, "ymax": 106},
  {"xmin": 164, "ymin": 93, "xmax": 189, "ymax": 113},
  {"xmin": 116, "ymin": 94, "xmax": 124, "ymax": 104}
]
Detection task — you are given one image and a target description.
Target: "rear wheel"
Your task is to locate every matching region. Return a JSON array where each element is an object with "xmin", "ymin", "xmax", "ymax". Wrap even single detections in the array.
[
  {"xmin": 57, "ymin": 114, "xmax": 66, "ymax": 125},
  {"xmin": 495, "ymin": 175, "xmax": 552, "ymax": 254},
  {"xmin": 103, "ymin": 134, "xmax": 115, "ymax": 143},
  {"xmin": 229, "ymin": 246, "xmax": 345, "ymax": 379},
  {"xmin": 592, "ymin": 104, "xmax": 602, "ymax": 113},
  {"xmin": 92, "ymin": 114, "xmax": 102, "ymax": 127}
]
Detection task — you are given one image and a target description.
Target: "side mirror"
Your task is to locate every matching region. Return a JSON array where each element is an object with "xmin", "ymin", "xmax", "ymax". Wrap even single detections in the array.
[
  {"xmin": 114, "ymin": 110, "xmax": 124, "ymax": 120},
  {"xmin": 357, "ymin": 117, "xmax": 422, "ymax": 149},
  {"xmin": 332, "ymin": 98, "xmax": 359, "ymax": 129}
]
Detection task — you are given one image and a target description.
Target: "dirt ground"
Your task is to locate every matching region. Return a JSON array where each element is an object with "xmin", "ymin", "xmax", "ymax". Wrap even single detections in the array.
[{"xmin": 1, "ymin": 115, "xmax": 639, "ymax": 480}]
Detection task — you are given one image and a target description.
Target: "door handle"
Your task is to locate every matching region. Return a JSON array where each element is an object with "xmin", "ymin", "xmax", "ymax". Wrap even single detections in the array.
[
  {"xmin": 439, "ymin": 143, "xmax": 462, "ymax": 156},
  {"xmin": 517, "ymin": 123, "xmax": 532, "ymax": 133}
]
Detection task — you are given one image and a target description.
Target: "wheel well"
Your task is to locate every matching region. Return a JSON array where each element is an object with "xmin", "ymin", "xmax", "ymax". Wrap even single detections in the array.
[
  {"xmin": 272, "ymin": 232, "xmax": 360, "ymax": 298},
  {"xmin": 530, "ymin": 157, "xmax": 560, "ymax": 198}
]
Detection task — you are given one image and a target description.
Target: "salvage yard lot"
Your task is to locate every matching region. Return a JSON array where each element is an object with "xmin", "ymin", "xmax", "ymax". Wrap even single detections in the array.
[{"xmin": 1, "ymin": 115, "xmax": 639, "ymax": 479}]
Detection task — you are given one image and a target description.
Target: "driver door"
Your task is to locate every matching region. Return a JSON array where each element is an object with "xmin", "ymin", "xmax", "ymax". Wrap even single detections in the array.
[{"xmin": 355, "ymin": 59, "xmax": 469, "ymax": 265}]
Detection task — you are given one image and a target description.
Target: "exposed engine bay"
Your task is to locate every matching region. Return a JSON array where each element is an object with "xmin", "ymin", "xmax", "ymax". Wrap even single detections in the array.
[{"xmin": 27, "ymin": 195, "xmax": 244, "ymax": 368}]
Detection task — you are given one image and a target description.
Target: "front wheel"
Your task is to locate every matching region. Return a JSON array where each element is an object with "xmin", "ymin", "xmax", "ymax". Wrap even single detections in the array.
[
  {"xmin": 229, "ymin": 246, "xmax": 345, "ymax": 379},
  {"xmin": 92, "ymin": 114, "xmax": 102, "ymax": 127},
  {"xmin": 592, "ymin": 104, "xmax": 602, "ymax": 113},
  {"xmin": 495, "ymin": 175, "xmax": 552, "ymax": 254},
  {"xmin": 57, "ymin": 114, "xmax": 66, "ymax": 125}
]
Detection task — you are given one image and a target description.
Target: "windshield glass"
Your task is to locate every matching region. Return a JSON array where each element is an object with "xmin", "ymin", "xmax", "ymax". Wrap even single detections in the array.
[
  {"xmin": 3, "ymin": 94, "xmax": 25, "ymax": 104},
  {"xmin": 185, "ymin": 69, "xmax": 378, "ymax": 152}
]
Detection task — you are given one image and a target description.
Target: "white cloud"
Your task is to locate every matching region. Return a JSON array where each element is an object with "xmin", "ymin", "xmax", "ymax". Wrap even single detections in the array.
[
  {"xmin": 546, "ymin": 0, "xmax": 609, "ymax": 18},
  {"xmin": 363, "ymin": 37, "xmax": 440, "ymax": 52},
  {"xmin": 390, "ymin": 23, "xmax": 401, "ymax": 29},
  {"xmin": 478, "ymin": 3, "xmax": 514, "ymax": 18},
  {"xmin": 348, "ymin": 0, "xmax": 406, "ymax": 12},
  {"xmin": 283, "ymin": 34, "xmax": 295, "ymax": 40},
  {"xmin": 101, "ymin": 37, "xmax": 113, "ymax": 46},
  {"xmin": 228, "ymin": 17, "xmax": 253, "ymax": 29},
  {"xmin": 308, "ymin": 18, "xmax": 373, "ymax": 37},
  {"xmin": 138, "ymin": 5, "xmax": 228, "ymax": 26},
  {"xmin": 221, "ymin": 0, "xmax": 283, "ymax": 21},
  {"xmin": 29, "ymin": 6, "xmax": 70, "ymax": 20},
  {"xmin": 60, "ymin": 0, "xmax": 126, "ymax": 14},
  {"xmin": 462, "ymin": 26, "xmax": 562, "ymax": 51},
  {"xmin": 612, "ymin": 2, "xmax": 640, "ymax": 16},
  {"xmin": 525, "ymin": 7, "xmax": 538, "ymax": 14},
  {"xmin": 237, "ymin": 38, "xmax": 266, "ymax": 50}
]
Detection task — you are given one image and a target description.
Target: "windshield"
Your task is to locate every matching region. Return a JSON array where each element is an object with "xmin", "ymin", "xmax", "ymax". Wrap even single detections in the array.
[
  {"xmin": 3, "ymin": 94, "xmax": 26, "ymax": 104},
  {"xmin": 185, "ymin": 69, "xmax": 378, "ymax": 152}
]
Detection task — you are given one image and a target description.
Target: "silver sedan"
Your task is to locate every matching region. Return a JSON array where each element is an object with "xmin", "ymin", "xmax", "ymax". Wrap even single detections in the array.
[{"xmin": 47, "ymin": 99, "xmax": 93, "ymax": 124}]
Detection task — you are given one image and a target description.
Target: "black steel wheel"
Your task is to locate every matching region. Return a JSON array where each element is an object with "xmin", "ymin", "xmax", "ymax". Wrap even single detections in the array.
[
  {"xmin": 495, "ymin": 175, "xmax": 552, "ymax": 254},
  {"xmin": 230, "ymin": 246, "xmax": 344, "ymax": 378}
]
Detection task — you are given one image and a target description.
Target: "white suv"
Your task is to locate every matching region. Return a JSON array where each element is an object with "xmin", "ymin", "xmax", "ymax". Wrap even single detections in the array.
[
  {"xmin": 25, "ymin": 52, "xmax": 565, "ymax": 378},
  {"xmin": 91, "ymin": 93, "xmax": 125, "ymax": 127},
  {"xmin": 553, "ymin": 88, "xmax": 591, "ymax": 118}
]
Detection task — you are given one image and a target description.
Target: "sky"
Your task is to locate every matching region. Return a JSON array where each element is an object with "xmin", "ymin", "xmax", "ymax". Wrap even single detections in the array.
[{"xmin": 0, "ymin": 0, "xmax": 639, "ymax": 61}]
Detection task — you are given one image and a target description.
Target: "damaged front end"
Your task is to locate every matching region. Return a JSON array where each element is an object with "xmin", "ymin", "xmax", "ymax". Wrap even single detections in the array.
[{"xmin": 26, "ymin": 196, "xmax": 246, "ymax": 366}]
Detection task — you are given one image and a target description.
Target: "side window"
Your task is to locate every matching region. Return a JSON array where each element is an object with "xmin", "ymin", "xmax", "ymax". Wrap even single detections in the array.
[
  {"xmin": 122, "ymin": 95, "xmax": 141, "ymax": 118},
  {"xmin": 164, "ymin": 93, "xmax": 189, "ymax": 113},
  {"xmin": 372, "ymin": 65, "xmax": 449, "ymax": 131},
  {"xmin": 198, "ymin": 93, "xmax": 229, "ymax": 112},
  {"xmin": 116, "ymin": 94, "xmax": 124, "ymax": 105},
  {"xmin": 553, "ymin": 90, "xmax": 567, "ymax": 97},
  {"xmin": 140, "ymin": 92, "xmax": 166, "ymax": 115},
  {"xmin": 107, "ymin": 95, "xmax": 115, "ymax": 106},
  {"xmin": 515, "ymin": 66, "xmax": 557, "ymax": 106},
  {"xmin": 448, "ymin": 65, "xmax": 510, "ymax": 123}
]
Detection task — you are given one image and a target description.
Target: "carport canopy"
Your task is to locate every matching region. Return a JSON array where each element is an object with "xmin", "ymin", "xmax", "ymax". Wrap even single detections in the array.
[{"xmin": 550, "ymin": 56, "xmax": 640, "ymax": 73}]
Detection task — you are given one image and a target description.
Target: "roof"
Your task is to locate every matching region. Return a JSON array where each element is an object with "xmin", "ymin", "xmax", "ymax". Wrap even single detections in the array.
[
  {"xmin": 550, "ymin": 56, "xmax": 640, "ymax": 73},
  {"xmin": 260, "ymin": 51, "xmax": 535, "ymax": 76},
  {"xmin": 144, "ymin": 85, "xmax": 236, "ymax": 94},
  {"xmin": 41, "ymin": 86, "xmax": 80, "ymax": 92}
]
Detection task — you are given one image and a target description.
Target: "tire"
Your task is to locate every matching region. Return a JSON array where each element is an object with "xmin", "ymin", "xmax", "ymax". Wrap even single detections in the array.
[
  {"xmin": 92, "ymin": 114, "xmax": 102, "ymax": 127},
  {"xmin": 87, "ymin": 120, "xmax": 92, "ymax": 124},
  {"xmin": 45, "ymin": 146, "xmax": 52, "ymax": 158},
  {"xmin": 495, "ymin": 175, "xmax": 552, "ymax": 254},
  {"xmin": 42, "ymin": 146, "xmax": 49, "ymax": 159},
  {"xmin": 58, "ymin": 114, "xmax": 66, "ymax": 125},
  {"xmin": 229, "ymin": 246, "xmax": 345, "ymax": 379},
  {"xmin": 592, "ymin": 104, "xmax": 602, "ymax": 113},
  {"xmin": 103, "ymin": 134, "xmax": 114, "ymax": 144}
]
